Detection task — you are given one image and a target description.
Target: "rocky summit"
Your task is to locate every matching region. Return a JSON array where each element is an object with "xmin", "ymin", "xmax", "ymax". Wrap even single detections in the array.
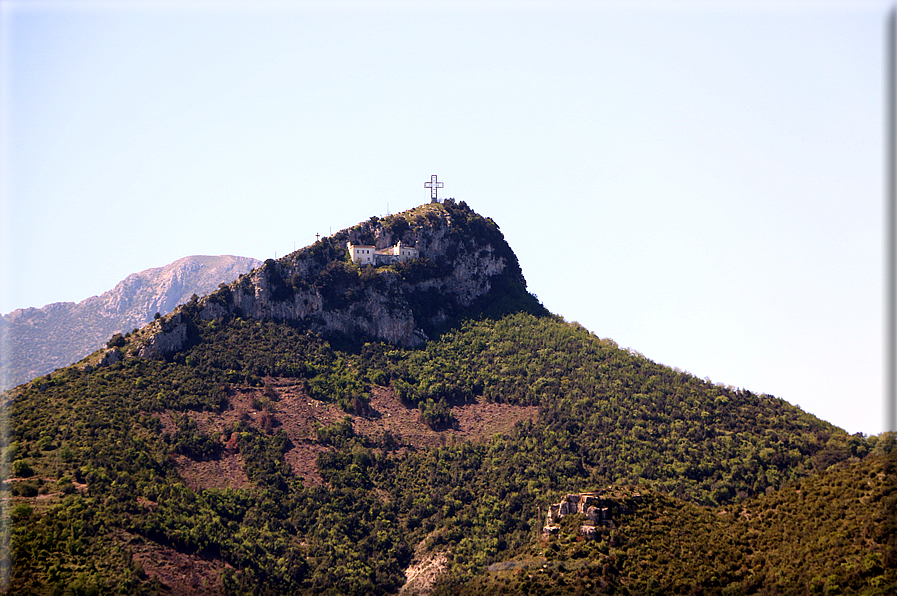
[{"xmin": 128, "ymin": 200, "xmax": 539, "ymax": 361}]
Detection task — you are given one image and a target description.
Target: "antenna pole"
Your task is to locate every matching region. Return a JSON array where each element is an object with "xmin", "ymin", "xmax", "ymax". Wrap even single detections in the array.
[{"xmin": 887, "ymin": 8, "xmax": 897, "ymax": 432}]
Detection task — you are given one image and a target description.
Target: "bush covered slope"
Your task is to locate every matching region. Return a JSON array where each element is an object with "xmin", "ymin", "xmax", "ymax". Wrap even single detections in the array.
[
  {"xmin": 3, "ymin": 202, "xmax": 892, "ymax": 595},
  {"xmin": 448, "ymin": 448, "xmax": 897, "ymax": 595}
]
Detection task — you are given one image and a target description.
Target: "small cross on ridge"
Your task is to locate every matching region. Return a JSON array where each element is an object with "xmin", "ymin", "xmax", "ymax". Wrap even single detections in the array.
[{"xmin": 424, "ymin": 174, "xmax": 444, "ymax": 203}]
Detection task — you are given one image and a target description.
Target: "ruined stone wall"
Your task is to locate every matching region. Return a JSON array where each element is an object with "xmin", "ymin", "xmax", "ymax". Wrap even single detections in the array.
[{"xmin": 543, "ymin": 490, "xmax": 643, "ymax": 540}]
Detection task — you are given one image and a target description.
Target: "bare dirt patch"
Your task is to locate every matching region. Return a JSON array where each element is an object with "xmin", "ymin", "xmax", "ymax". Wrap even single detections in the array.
[
  {"xmin": 284, "ymin": 442, "xmax": 331, "ymax": 487},
  {"xmin": 258, "ymin": 380, "xmax": 347, "ymax": 486},
  {"xmin": 272, "ymin": 381, "xmax": 349, "ymax": 440},
  {"xmin": 157, "ymin": 379, "xmax": 347, "ymax": 487},
  {"xmin": 172, "ymin": 452, "xmax": 251, "ymax": 492},
  {"xmin": 119, "ymin": 531, "xmax": 225, "ymax": 595},
  {"xmin": 157, "ymin": 378, "xmax": 539, "ymax": 488},
  {"xmin": 354, "ymin": 386, "xmax": 539, "ymax": 449}
]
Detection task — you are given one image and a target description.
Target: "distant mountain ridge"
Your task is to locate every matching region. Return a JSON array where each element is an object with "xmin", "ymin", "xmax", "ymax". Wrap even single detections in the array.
[{"xmin": 0, "ymin": 255, "xmax": 261, "ymax": 389}]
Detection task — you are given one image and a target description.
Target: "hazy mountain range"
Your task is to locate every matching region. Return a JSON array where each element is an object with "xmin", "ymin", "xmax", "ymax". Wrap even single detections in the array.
[{"xmin": 0, "ymin": 255, "xmax": 261, "ymax": 390}]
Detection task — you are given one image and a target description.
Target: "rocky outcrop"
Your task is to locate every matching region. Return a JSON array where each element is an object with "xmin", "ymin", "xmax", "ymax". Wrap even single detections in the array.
[
  {"xmin": 136, "ymin": 313, "xmax": 194, "ymax": 360},
  {"xmin": 99, "ymin": 348, "xmax": 123, "ymax": 367},
  {"xmin": 134, "ymin": 201, "xmax": 534, "ymax": 360},
  {"xmin": 0, "ymin": 255, "xmax": 261, "ymax": 389},
  {"xmin": 543, "ymin": 489, "xmax": 643, "ymax": 539}
]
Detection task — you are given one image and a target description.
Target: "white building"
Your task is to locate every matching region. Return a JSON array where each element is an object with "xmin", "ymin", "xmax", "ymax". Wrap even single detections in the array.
[
  {"xmin": 347, "ymin": 241, "xmax": 419, "ymax": 266},
  {"xmin": 347, "ymin": 243, "xmax": 376, "ymax": 265}
]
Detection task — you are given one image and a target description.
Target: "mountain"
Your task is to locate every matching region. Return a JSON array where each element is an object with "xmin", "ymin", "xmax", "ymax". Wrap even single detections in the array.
[
  {"xmin": 124, "ymin": 202, "xmax": 539, "ymax": 362},
  {"xmin": 0, "ymin": 255, "xmax": 262, "ymax": 390},
  {"xmin": 3, "ymin": 200, "xmax": 894, "ymax": 595}
]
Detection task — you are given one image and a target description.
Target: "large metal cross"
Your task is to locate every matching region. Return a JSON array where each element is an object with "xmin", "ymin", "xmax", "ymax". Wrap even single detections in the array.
[{"xmin": 424, "ymin": 174, "xmax": 444, "ymax": 203}]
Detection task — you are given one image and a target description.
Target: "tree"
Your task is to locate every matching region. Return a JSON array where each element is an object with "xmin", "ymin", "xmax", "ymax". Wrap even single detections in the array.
[{"xmin": 106, "ymin": 333, "xmax": 126, "ymax": 349}]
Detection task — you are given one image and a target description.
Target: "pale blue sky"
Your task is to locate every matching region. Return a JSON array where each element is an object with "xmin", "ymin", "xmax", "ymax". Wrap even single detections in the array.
[{"xmin": 0, "ymin": 1, "xmax": 889, "ymax": 435}]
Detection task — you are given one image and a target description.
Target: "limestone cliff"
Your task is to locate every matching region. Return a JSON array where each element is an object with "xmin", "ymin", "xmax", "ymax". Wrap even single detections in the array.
[{"xmin": 133, "ymin": 201, "xmax": 538, "ymax": 360}]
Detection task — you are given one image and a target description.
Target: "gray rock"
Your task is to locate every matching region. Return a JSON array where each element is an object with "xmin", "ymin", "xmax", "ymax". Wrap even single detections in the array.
[
  {"xmin": 579, "ymin": 525, "xmax": 599, "ymax": 540},
  {"xmin": 99, "ymin": 348, "xmax": 122, "ymax": 367},
  {"xmin": 136, "ymin": 204, "xmax": 519, "ymax": 358}
]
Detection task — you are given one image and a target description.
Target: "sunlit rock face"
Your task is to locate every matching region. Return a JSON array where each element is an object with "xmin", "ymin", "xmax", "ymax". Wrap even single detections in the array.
[{"xmin": 136, "ymin": 201, "xmax": 530, "ymax": 358}]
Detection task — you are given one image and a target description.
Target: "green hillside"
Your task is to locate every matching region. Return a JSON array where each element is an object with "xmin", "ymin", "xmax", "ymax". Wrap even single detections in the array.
[
  {"xmin": 447, "ymin": 448, "xmax": 897, "ymax": 595},
  {"xmin": 2, "ymin": 203, "xmax": 892, "ymax": 595}
]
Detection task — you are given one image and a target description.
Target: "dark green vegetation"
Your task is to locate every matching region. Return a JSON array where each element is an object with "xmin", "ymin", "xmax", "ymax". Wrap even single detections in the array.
[
  {"xmin": 449, "ymin": 448, "xmax": 897, "ymax": 595},
  {"xmin": 3, "ymin": 202, "xmax": 894, "ymax": 595}
]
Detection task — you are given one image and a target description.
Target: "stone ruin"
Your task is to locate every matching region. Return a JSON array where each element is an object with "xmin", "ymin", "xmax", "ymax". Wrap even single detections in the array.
[{"xmin": 542, "ymin": 489, "xmax": 643, "ymax": 540}]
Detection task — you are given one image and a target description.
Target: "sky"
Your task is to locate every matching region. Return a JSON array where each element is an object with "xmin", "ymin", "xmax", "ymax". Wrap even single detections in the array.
[{"xmin": 0, "ymin": 0, "xmax": 891, "ymax": 435}]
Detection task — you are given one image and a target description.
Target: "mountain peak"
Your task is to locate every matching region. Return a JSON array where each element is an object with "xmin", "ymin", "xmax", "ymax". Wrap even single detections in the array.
[{"xmin": 132, "ymin": 201, "xmax": 543, "ymax": 360}]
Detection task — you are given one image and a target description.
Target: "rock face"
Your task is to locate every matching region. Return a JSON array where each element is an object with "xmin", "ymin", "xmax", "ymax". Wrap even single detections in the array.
[
  {"xmin": 134, "ymin": 201, "xmax": 535, "ymax": 360},
  {"xmin": 543, "ymin": 489, "xmax": 643, "ymax": 539},
  {"xmin": 0, "ymin": 255, "xmax": 261, "ymax": 389}
]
